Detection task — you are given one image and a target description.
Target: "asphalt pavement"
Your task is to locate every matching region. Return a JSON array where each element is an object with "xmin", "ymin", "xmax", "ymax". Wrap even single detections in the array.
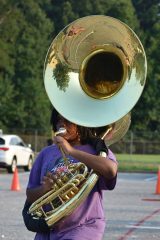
[
  {"xmin": 103, "ymin": 172, "xmax": 160, "ymax": 240},
  {"xmin": 0, "ymin": 170, "xmax": 159, "ymax": 240}
]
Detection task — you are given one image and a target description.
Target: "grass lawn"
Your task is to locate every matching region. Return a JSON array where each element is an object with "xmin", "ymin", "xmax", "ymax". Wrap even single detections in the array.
[{"xmin": 115, "ymin": 154, "xmax": 160, "ymax": 173}]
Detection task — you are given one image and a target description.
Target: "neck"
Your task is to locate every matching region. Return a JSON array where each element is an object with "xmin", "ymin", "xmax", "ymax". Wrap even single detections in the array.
[{"xmin": 69, "ymin": 138, "xmax": 81, "ymax": 146}]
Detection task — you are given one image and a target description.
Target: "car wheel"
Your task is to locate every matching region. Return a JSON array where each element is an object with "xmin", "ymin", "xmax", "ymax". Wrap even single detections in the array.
[
  {"xmin": 24, "ymin": 156, "xmax": 33, "ymax": 171},
  {"xmin": 7, "ymin": 157, "xmax": 17, "ymax": 173}
]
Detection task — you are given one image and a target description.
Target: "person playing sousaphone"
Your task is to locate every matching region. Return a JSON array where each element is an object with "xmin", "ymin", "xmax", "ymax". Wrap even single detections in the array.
[
  {"xmin": 23, "ymin": 108, "xmax": 118, "ymax": 240},
  {"xmin": 22, "ymin": 14, "xmax": 146, "ymax": 240}
]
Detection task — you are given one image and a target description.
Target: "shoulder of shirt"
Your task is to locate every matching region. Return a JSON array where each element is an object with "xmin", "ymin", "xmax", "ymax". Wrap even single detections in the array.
[
  {"xmin": 108, "ymin": 149, "xmax": 117, "ymax": 163},
  {"xmin": 38, "ymin": 144, "xmax": 58, "ymax": 155}
]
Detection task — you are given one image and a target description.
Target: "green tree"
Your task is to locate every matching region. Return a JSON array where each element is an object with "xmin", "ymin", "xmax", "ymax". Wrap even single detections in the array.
[
  {"xmin": 132, "ymin": 0, "xmax": 160, "ymax": 133},
  {"xmin": 0, "ymin": 0, "xmax": 26, "ymax": 130},
  {"xmin": 0, "ymin": 0, "xmax": 53, "ymax": 133},
  {"xmin": 45, "ymin": 0, "xmax": 139, "ymax": 34}
]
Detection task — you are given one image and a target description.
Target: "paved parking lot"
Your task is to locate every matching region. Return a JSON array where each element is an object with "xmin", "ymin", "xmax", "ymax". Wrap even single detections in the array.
[
  {"xmin": 103, "ymin": 173, "xmax": 160, "ymax": 240},
  {"xmin": 0, "ymin": 171, "xmax": 159, "ymax": 240}
]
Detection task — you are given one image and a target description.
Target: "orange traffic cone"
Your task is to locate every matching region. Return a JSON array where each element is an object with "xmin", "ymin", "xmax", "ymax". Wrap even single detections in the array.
[
  {"xmin": 11, "ymin": 167, "xmax": 21, "ymax": 191},
  {"xmin": 155, "ymin": 167, "xmax": 160, "ymax": 194}
]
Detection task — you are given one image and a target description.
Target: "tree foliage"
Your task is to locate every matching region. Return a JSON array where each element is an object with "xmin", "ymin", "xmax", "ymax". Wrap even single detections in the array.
[
  {"xmin": 0, "ymin": 0, "xmax": 53, "ymax": 132},
  {"xmin": 132, "ymin": 0, "xmax": 160, "ymax": 132}
]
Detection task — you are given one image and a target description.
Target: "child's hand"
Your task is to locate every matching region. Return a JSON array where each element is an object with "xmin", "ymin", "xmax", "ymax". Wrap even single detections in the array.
[
  {"xmin": 53, "ymin": 136, "xmax": 73, "ymax": 155},
  {"xmin": 41, "ymin": 172, "xmax": 55, "ymax": 192}
]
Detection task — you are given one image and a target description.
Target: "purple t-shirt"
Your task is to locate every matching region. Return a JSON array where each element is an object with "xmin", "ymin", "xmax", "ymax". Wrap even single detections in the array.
[{"xmin": 27, "ymin": 144, "xmax": 117, "ymax": 240}]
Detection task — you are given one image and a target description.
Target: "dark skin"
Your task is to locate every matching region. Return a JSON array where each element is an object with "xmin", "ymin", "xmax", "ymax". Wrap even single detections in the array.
[{"xmin": 26, "ymin": 115, "xmax": 118, "ymax": 203}]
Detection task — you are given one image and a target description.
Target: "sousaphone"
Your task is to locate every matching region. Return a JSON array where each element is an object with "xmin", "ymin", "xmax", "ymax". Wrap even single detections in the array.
[
  {"xmin": 29, "ymin": 15, "xmax": 147, "ymax": 227},
  {"xmin": 44, "ymin": 15, "xmax": 147, "ymax": 127}
]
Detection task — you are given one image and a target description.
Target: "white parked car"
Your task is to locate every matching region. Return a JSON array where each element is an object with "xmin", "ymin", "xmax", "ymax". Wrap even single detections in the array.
[{"xmin": 0, "ymin": 134, "xmax": 34, "ymax": 173}]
